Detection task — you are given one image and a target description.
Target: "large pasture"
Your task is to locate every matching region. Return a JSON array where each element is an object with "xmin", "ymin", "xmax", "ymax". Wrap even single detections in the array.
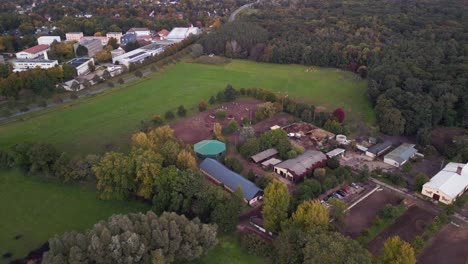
[
  {"xmin": 0, "ymin": 60, "xmax": 371, "ymax": 155},
  {"xmin": 0, "ymin": 170, "xmax": 150, "ymax": 263}
]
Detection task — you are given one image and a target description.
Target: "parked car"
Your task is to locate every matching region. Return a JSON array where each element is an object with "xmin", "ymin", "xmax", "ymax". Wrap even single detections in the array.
[
  {"xmin": 332, "ymin": 192, "xmax": 343, "ymax": 199},
  {"xmin": 341, "ymin": 187, "xmax": 349, "ymax": 194},
  {"xmin": 320, "ymin": 200, "xmax": 330, "ymax": 207},
  {"xmin": 337, "ymin": 190, "xmax": 347, "ymax": 197},
  {"xmin": 351, "ymin": 183, "xmax": 360, "ymax": 189}
]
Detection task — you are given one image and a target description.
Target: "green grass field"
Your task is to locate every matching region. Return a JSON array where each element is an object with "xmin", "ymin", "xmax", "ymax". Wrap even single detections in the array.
[
  {"xmin": 0, "ymin": 170, "xmax": 150, "ymax": 263},
  {"xmin": 0, "ymin": 60, "xmax": 371, "ymax": 155},
  {"xmin": 185, "ymin": 235, "xmax": 267, "ymax": 264}
]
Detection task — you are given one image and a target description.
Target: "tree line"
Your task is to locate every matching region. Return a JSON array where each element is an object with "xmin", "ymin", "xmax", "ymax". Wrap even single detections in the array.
[{"xmin": 199, "ymin": 0, "xmax": 467, "ymax": 135}]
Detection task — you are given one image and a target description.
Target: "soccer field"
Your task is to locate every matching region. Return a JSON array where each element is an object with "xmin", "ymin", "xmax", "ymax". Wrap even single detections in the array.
[{"xmin": 0, "ymin": 60, "xmax": 372, "ymax": 155}]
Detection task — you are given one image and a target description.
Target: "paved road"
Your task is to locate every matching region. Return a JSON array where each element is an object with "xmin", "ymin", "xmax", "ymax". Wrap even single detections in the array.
[{"xmin": 228, "ymin": 1, "xmax": 257, "ymax": 22}]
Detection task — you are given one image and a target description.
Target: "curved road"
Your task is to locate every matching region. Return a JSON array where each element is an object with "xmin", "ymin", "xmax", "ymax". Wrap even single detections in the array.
[{"xmin": 228, "ymin": 1, "xmax": 257, "ymax": 22}]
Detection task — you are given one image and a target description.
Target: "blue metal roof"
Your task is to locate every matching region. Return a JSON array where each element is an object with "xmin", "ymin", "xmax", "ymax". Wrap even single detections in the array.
[{"xmin": 199, "ymin": 158, "xmax": 262, "ymax": 201}]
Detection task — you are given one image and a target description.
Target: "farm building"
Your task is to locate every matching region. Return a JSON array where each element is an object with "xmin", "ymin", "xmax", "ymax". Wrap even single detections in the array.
[
  {"xmin": 194, "ymin": 140, "xmax": 226, "ymax": 160},
  {"xmin": 251, "ymin": 148, "xmax": 278, "ymax": 163},
  {"xmin": 365, "ymin": 141, "xmax": 392, "ymax": 158},
  {"xmin": 326, "ymin": 148, "xmax": 345, "ymax": 158},
  {"xmin": 261, "ymin": 158, "xmax": 282, "ymax": 169},
  {"xmin": 422, "ymin": 162, "xmax": 468, "ymax": 204},
  {"xmin": 274, "ymin": 150, "xmax": 327, "ymax": 182},
  {"xmin": 199, "ymin": 158, "xmax": 263, "ymax": 205},
  {"xmin": 383, "ymin": 143, "xmax": 418, "ymax": 167}
]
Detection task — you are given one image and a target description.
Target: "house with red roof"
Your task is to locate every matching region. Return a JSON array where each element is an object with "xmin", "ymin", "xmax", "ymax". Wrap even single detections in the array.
[{"xmin": 16, "ymin": 44, "xmax": 50, "ymax": 59}]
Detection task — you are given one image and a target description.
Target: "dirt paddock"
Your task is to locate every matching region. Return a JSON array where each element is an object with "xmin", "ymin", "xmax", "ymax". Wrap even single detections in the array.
[
  {"xmin": 368, "ymin": 206, "xmax": 437, "ymax": 255},
  {"xmin": 417, "ymin": 224, "xmax": 468, "ymax": 264},
  {"xmin": 344, "ymin": 188, "xmax": 402, "ymax": 238}
]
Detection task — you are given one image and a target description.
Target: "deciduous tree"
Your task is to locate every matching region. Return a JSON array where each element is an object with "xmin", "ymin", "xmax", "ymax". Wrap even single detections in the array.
[
  {"xmin": 381, "ymin": 236, "xmax": 416, "ymax": 264},
  {"xmin": 93, "ymin": 152, "xmax": 135, "ymax": 200},
  {"xmin": 291, "ymin": 200, "xmax": 329, "ymax": 231},
  {"xmin": 263, "ymin": 179, "xmax": 290, "ymax": 232}
]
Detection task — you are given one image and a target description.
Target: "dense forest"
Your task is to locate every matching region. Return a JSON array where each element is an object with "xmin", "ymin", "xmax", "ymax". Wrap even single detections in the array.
[{"xmin": 200, "ymin": 0, "xmax": 468, "ymax": 135}]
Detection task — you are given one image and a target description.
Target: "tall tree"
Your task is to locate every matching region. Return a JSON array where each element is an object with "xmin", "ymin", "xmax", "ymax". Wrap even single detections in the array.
[
  {"xmin": 131, "ymin": 148, "xmax": 163, "ymax": 199},
  {"xmin": 381, "ymin": 236, "xmax": 416, "ymax": 264},
  {"xmin": 291, "ymin": 200, "xmax": 329, "ymax": 231},
  {"xmin": 262, "ymin": 179, "xmax": 291, "ymax": 232},
  {"xmin": 93, "ymin": 152, "xmax": 135, "ymax": 200}
]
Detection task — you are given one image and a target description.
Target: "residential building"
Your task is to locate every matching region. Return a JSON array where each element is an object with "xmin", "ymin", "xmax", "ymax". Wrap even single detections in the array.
[
  {"xmin": 81, "ymin": 36, "xmax": 108, "ymax": 46},
  {"xmin": 67, "ymin": 57, "xmax": 94, "ymax": 76},
  {"xmin": 66, "ymin": 32, "xmax": 84, "ymax": 42},
  {"xmin": 74, "ymin": 39, "xmax": 103, "ymax": 57},
  {"xmin": 274, "ymin": 150, "xmax": 327, "ymax": 182},
  {"xmin": 37, "ymin": 36, "xmax": 61, "ymax": 45},
  {"xmin": 194, "ymin": 140, "xmax": 226, "ymax": 160},
  {"xmin": 16, "ymin": 44, "xmax": 50, "ymax": 59},
  {"xmin": 106, "ymin": 32, "xmax": 123, "ymax": 44},
  {"xmin": 120, "ymin": 33, "xmax": 137, "ymax": 46},
  {"xmin": 365, "ymin": 142, "xmax": 392, "ymax": 158},
  {"xmin": 251, "ymin": 148, "xmax": 278, "ymax": 163},
  {"xmin": 166, "ymin": 26, "xmax": 201, "ymax": 42},
  {"xmin": 199, "ymin": 158, "xmax": 263, "ymax": 205},
  {"xmin": 13, "ymin": 59, "xmax": 58, "ymax": 72},
  {"xmin": 126, "ymin": 27, "xmax": 151, "ymax": 36},
  {"xmin": 422, "ymin": 162, "xmax": 468, "ymax": 204},
  {"xmin": 383, "ymin": 143, "xmax": 418, "ymax": 167},
  {"xmin": 112, "ymin": 43, "xmax": 165, "ymax": 66},
  {"xmin": 110, "ymin": 47, "xmax": 125, "ymax": 58}
]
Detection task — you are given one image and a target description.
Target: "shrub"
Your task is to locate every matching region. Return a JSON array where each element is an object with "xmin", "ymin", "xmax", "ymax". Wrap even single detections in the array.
[
  {"xmin": 225, "ymin": 157, "xmax": 243, "ymax": 173},
  {"xmin": 19, "ymin": 106, "xmax": 29, "ymax": 112},
  {"xmin": 223, "ymin": 119, "xmax": 239, "ymax": 134},
  {"xmin": 209, "ymin": 96, "xmax": 216, "ymax": 105},
  {"xmin": 107, "ymin": 82, "xmax": 114, "ymax": 88},
  {"xmin": 177, "ymin": 105, "xmax": 187, "ymax": 117},
  {"xmin": 402, "ymin": 162, "xmax": 413, "ymax": 173},
  {"xmin": 333, "ymin": 108, "xmax": 346, "ymax": 123},
  {"xmin": 379, "ymin": 204, "xmax": 400, "ymax": 219},
  {"xmin": 240, "ymin": 233, "xmax": 274, "ymax": 259},
  {"xmin": 70, "ymin": 93, "xmax": 78, "ymax": 100},
  {"xmin": 52, "ymin": 95, "xmax": 63, "ymax": 104},
  {"xmin": 415, "ymin": 173, "xmax": 429, "ymax": 192},
  {"xmin": 327, "ymin": 157, "xmax": 340, "ymax": 169},
  {"xmin": 37, "ymin": 100, "xmax": 47, "ymax": 107},
  {"xmin": 165, "ymin": 110, "xmax": 175, "ymax": 120},
  {"xmin": 134, "ymin": 70, "xmax": 143, "ymax": 78},
  {"xmin": 117, "ymin": 78, "xmax": 124, "ymax": 84},
  {"xmin": 152, "ymin": 114, "xmax": 164, "ymax": 126},
  {"xmin": 198, "ymin": 100, "xmax": 207, "ymax": 112},
  {"xmin": 287, "ymin": 150, "xmax": 297, "ymax": 159},
  {"xmin": 215, "ymin": 109, "xmax": 226, "ymax": 120}
]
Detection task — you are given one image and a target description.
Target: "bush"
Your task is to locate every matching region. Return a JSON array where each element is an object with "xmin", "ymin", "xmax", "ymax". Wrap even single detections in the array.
[
  {"xmin": 223, "ymin": 119, "xmax": 239, "ymax": 134},
  {"xmin": 52, "ymin": 95, "xmax": 63, "ymax": 104},
  {"xmin": 379, "ymin": 204, "xmax": 400, "ymax": 219},
  {"xmin": 225, "ymin": 157, "xmax": 243, "ymax": 173},
  {"xmin": 152, "ymin": 114, "xmax": 164, "ymax": 126},
  {"xmin": 117, "ymin": 78, "xmax": 124, "ymax": 84},
  {"xmin": 19, "ymin": 106, "xmax": 29, "ymax": 112},
  {"xmin": 209, "ymin": 96, "xmax": 216, "ymax": 105},
  {"xmin": 215, "ymin": 109, "xmax": 226, "ymax": 120},
  {"xmin": 240, "ymin": 233, "xmax": 274, "ymax": 259},
  {"xmin": 402, "ymin": 162, "xmax": 413, "ymax": 173},
  {"xmin": 0, "ymin": 109, "xmax": 11, "ymax": 117},
  {"xmin": 287, "ymin": 150, "xmax": 297, "ymax": 159},
  {"xmin": 177, "ymin": 105, "xmax": 187, "ymax": 117},
  {"xmin": 134, "ymin": 70, "xmax": 143, "ymax": 78},
  {"xmin": 37, "ymin": 100, "xmax": 47, "ymax": 107},
  {"xmin": 70, "ymin": 93, "xmax": 78, "ymax": 100},
  {"xmin": 165, "ymin": 110, "xmax": 175, "ymax": 120},
  {"xmin": 107, "ymin": 82, "xmax": 114, "ymax": 88},
  {"xmin": 246, "ymin": 169, "xmax": 256, "ymax": 181},
  {"xmin": 327, "ymin": 157, "xmax": 340, "ymax": 169},
  {"xmin": 198, "ymin": 100, "xmax": 207, "ymax": 112},
  {"xmin": 415, "ymin": 173, "xmax": 430, "ymax": 192}
]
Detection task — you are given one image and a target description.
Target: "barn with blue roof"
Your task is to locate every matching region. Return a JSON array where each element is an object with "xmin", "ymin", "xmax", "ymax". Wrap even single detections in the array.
[{"xmin": 199, "ymin": 158, "xmax": 263, "ymax": 205}]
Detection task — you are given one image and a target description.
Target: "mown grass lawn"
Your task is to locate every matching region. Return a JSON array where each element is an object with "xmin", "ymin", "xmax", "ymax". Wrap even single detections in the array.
[
  {"xmin": 185, "ymin": 234, "xmax": 268, "ymax": 264},
  {"xmin": 0, "ymin": 170, "xmax": 150, "ymax": 263},
  {"xmin": 0, "ymin": 60, "xmax": 371, "ymax": 155}
]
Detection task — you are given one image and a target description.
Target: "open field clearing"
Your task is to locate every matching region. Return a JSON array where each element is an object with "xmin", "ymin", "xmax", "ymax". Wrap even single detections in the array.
[
  {"xmin": 0, "ymin": 60, "xmax": 370, "ymax": 155},
  {"xmin": 0, "ymin": 170, "xmax": 150, "ymax": 263}
]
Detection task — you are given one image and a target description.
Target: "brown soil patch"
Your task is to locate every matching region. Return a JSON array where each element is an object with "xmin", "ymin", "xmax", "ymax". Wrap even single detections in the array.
[
  {"xmin": 344, "ymin": 188, "xmax": 402, "ymax": 238},
  {"xmin": 417, "ymin": 224, "xmax": 468, "ymax": 264},
  {"xmin": 368, "ymin": 206, "xmax": 436, "ymax": 255}
]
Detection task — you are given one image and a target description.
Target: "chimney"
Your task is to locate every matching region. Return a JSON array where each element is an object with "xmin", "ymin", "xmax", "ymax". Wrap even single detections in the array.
[{"xmin": 456, "ymin": 166, "xmax": 462, "ymax": 175}]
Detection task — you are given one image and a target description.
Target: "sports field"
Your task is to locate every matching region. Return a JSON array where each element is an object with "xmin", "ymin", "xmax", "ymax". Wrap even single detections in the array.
[
  {"xmin": 0, "ymin": 170, "xmax": 150, "ymax": 263},
  {"xmin": 0, "ymin": 60, "xmax": 371, "ymax": 155}
]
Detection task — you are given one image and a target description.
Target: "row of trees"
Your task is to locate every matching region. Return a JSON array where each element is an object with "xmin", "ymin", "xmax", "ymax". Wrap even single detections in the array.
[{"xmin": 42, "ymin": 211, "xmax": 218, "ymax": 264}]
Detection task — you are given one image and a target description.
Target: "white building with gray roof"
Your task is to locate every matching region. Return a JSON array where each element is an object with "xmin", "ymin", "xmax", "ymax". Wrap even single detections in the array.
[{"xmin": 383, "ymin": 143, "xmax": 418, "ymax": 167}]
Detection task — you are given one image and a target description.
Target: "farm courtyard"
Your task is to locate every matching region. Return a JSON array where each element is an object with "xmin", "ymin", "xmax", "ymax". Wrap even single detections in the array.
[{"xmin": 0, "ymin": 60, "xmax": 371, "ymax": 156}]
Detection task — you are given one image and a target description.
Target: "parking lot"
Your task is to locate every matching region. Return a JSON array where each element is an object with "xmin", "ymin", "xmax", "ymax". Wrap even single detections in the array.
[
  {"xmin": 368, "ymin": 205, "xmax": 436, "ymax": 255},
  {"xmin": 417, "ymin": 223, "xmax": 468, "ymax": 264},
  {"xmin": 343, "ymin": 187, "xmax": 402, "ymax": 238}
]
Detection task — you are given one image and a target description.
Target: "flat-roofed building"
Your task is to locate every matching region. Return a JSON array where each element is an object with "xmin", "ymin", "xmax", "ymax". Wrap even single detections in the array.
[
  {"xmin": 66, "ymin": 32, "xmax": 84, "ymax": 42},
  {"xmin": 74, "ymin": 39, "xmax": 103, "ymax": 57},
  {"xmin": 106, "ymin": 32, "xmax": 122, "ymax": 44},
  {"xmin": 13, "ymin": 58, "xmax": 58, "ymax": 72},
  {"xmin": 126, "ymin": 27, "xmax": 151, "ymax": 36},
  {"xmin": 166, "ymin": 26, "xmax": 201, "ymax": 42},
  {"xmin": 81, "ymin": 36, "xmax": 108, "ymax": 46},
  {"xmin": 37, "ymin": 36, "xmax": 61, "ymax": 45},
  {"xmin": 110, "ymin": 47, "xmax": 125, "ymax": 58},
  {"xmin": 112, "ymin": 43, "xmax": 165, "ymax": 66},
  {"xmin": 365, "ymin": 142, "xmax": 392, "ymax": 159},
  {"xmin": 67, "ymin": 57, "xmax": 94, "ymax": 76},
  {"xmin": 120, "ymin": 33, "xmax": 137, "ymax": 46},
  {"xmin": 251, "ymin": 148, "xmax": 278, "ymax": 164}
]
